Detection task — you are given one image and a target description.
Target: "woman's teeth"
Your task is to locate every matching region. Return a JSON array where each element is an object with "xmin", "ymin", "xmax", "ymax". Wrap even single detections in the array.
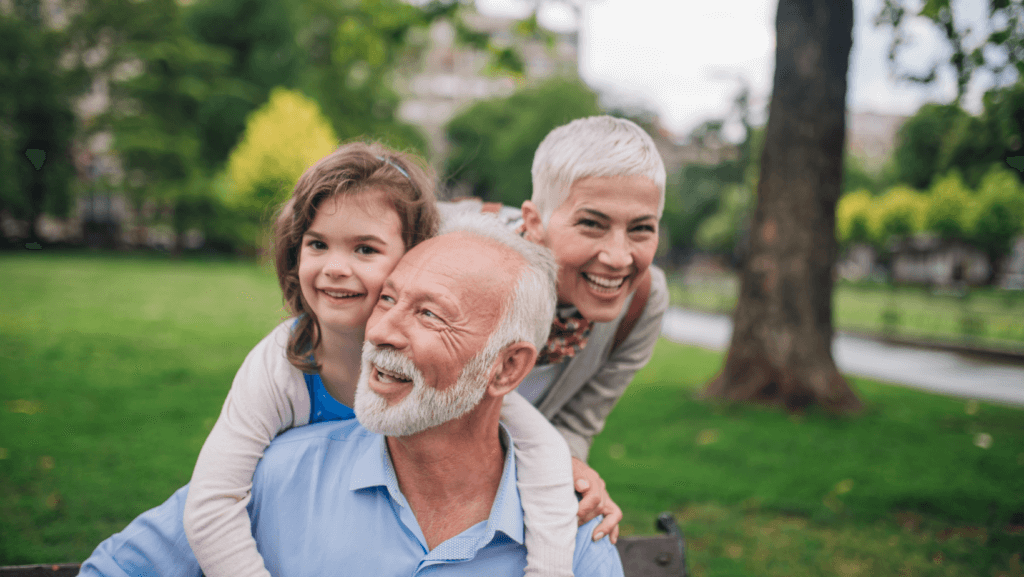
[{"xmin": 583, "ymin": 273, "xmax": 625, "ymax": 291}]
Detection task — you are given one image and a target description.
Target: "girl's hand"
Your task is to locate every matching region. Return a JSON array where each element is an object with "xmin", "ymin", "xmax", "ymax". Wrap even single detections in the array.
[{"xmin": 572, "ymin": 457, "xmax": 622, "ymax": 544}]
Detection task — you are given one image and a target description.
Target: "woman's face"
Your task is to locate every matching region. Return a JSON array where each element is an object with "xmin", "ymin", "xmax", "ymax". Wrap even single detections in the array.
[
  {"xmin": 298, "ymin": 190, "xmax": 406, "ymax": 335},
  {"xmin": 523, "ymin": 174, "xmax": 661, "ymax": 323}
]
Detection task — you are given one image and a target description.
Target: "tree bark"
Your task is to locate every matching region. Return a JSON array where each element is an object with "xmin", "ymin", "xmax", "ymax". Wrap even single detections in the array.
[{"xmin": 703, "ymin": 0, "xmax": 862, "ymax": 412}]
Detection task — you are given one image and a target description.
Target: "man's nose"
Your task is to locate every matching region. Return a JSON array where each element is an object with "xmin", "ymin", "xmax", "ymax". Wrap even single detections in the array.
[
  {"xmin": 597, "ymin": 229, "xmax": 633, "ymax": 269},
  {"xmin": 365, "ymin": 304, "xmax": 409, "ymax": 350}
]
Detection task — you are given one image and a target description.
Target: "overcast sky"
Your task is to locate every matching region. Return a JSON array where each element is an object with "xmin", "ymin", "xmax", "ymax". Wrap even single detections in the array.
[{"xmin": 475, "ymin": 0, "xmax": 1003, "ymax": 139}]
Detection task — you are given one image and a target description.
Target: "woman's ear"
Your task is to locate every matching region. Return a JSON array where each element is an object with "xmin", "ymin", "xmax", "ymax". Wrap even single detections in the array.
[
  {"xmin": 520, "ymin": 200, "xmax": 544, "ymax": 244},
  {"xmin": 487, "ymin": 342, "xmax": 537, "ymax": 398}
]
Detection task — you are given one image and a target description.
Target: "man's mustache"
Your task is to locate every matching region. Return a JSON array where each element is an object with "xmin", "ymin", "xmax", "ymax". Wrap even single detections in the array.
[{"xmin": 362, "ymin": 343, "xmax": 421, "ymax": 384}]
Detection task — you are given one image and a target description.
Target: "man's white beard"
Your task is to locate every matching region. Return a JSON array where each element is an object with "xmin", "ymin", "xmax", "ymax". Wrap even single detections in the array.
[{"xmin": 354, "ymin": 341, "xmax": 495, "ymax": 436}]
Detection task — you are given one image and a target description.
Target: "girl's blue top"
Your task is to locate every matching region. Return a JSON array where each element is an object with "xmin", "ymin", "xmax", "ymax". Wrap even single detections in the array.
[
  {"xmin": 293, "ymin": 316, "xmax": 356, "ymax": 423},
  {"xmin": 304, "ymin": 372, "xmax": 355, "ymax": 423}
]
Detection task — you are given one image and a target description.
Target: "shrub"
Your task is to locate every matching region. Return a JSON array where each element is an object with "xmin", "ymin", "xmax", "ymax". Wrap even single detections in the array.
[
  {"xmin": 870, "ymin": 185, "xmax": 927, "ymax": 246},
  {"xmin": 836, "ymin": 189, "xmax": 874, "ymax": 247},
  {"xmin": 224, "ymin": 87, "xmax": 338, "ymax": 229},
  {"xmin": 969, "ymin": 165, "xmax": 1024, "ymax": 259},
  {"xmin": 924, "ymin": 171, "xmax": 974, "ymax": 241}
]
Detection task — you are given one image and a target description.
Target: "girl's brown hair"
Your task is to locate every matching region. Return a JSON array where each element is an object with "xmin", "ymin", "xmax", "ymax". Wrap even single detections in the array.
[{"xmin": 273, "ymin": 141, "xmax": 440, "ymax": 372}]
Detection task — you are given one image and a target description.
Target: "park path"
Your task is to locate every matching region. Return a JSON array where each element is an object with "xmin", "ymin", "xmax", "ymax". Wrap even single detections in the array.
[{"xmin": 661, "ymin": 307, "xmax": 1024, "ymax": 407}]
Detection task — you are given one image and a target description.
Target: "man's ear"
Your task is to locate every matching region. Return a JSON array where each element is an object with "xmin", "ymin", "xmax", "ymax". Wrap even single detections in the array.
[
  {"xmin": 487, "ymin": 341, "xmax": 537, "ymax": 398},
  {"xmin": 520, "ymin": 200, "xmax": 544, "ymax": 244}
]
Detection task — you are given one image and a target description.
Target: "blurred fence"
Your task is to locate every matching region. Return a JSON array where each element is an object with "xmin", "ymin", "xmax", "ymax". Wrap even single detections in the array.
[{"xmin": 668, "ymin": 272, "xmax": 1024, "ymax": 356}]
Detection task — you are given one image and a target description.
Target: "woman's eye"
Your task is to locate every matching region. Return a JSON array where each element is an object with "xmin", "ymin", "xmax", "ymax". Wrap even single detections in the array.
[
  {"xmin": 577, "ymin": 218, "xmax": 602, "ymax": 229},
  {"xmin": 631, "ymin": 224, "xmax": 657, "ymax": 234}
]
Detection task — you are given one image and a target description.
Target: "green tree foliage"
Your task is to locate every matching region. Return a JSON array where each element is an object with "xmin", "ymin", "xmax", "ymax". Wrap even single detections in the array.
[
  {"xmin": 664, "ymin": 120, "xmax": 761, "ymax": 256},
  {"xmin": 924, "ymin": 171, "xmax": 973, "ymax": 240},
  {"xmin": 876, "ymin": 0, "xmax": 1024, "ymax": 102},
  {"xmin": 183, "ymin": 0, "xmax": 305, "ymax": 168},
  {"xmin": 870, "ymin": 185, "xmax": 927, "ymax": 245},
  {"xmin": 0, "ymin": 8, "xmax": 76, "ymax": 241},
  {"xmin": 224, "ymin": 87, "xmax": 338, "ymax": 246},
  {"xmin": 891, "ymin": 103, "xmax": 969, "ymax": 189},
  {"xmin": 836, "ymin": 190, "xmax": 875, "ymax": 247},
  {"xmin": 444, "ymin": 78, "xmax": 601, "ymax": 206},
  {"xmin": 694, "ymin": 182, "xmax": 753, "ymax": 257},
  {"xmin": 969, "ymin": 165, "xmax": 1024, "ymax": 263}
]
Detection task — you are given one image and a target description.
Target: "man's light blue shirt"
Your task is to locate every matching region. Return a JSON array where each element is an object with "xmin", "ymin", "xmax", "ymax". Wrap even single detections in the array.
[{"xmin": 80, "ymin": 419, "xmax": 624, "ymax": 577}]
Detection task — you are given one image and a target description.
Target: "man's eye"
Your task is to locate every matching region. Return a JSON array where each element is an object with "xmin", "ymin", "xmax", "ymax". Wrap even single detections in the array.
[
  {"xmin": 421, "ymin": 309, "xmax": 437, "ymax": 319},
  {"xmin": 379, "ymin": 294, "xmax": 395, "ymax": 304}
]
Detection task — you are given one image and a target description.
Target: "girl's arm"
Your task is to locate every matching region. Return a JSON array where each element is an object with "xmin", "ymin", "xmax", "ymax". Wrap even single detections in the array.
[
  {"xmin": 501, "ymin": 391, "xmax": 577, "ymax": 577},
  {"xmin": 183, "ymin": 321, "xmax": 311, "ymax": 577}
]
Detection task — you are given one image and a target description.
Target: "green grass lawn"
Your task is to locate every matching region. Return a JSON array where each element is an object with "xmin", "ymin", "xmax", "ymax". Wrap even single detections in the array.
[
  {"xmin": 2, "ymin": 252, "xmax": 1022, "ymax": 576},
  {"xmin": 670, "ymin": 274, "xmax": 1024, "ymax": 351}
]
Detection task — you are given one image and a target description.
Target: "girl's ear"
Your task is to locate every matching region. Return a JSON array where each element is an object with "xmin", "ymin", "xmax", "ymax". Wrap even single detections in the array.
[
  {"xmin": 520, "ymin": 201, "xmax": 544, "ymax": 244},
  {"xmin": 486, "ymin": 342, "xmax": 537, "ymax": 398}
]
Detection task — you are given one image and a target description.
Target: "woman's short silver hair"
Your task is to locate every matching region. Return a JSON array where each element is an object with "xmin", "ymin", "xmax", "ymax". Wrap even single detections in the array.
[
  {"xmin": 530, "ymin": 115, "xmax": 667, "ymax": 224},
  {"xmin": 439, "ymin": 213, "xmax": 557, "ymax": 353}
]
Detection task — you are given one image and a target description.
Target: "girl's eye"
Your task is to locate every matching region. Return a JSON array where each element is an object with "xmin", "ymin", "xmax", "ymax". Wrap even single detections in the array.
[
  {"xmin": 355, "ymin": 245, "xmax": 379, "ymax": 256},
  {"xmin": 307, "ymin": 239, "xmax": 327, "ymax": 250}
]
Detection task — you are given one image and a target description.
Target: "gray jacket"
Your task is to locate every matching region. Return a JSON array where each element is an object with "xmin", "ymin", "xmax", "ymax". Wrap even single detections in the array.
[{"xmin": 536, "ymin": 265, "xmax": 668, "ymax": 461}]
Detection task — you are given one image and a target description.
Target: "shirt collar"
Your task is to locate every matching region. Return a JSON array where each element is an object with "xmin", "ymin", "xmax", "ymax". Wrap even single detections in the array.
[{"xmin": 348, "ymin": 425, "xmax": 524, "ymax": 547}]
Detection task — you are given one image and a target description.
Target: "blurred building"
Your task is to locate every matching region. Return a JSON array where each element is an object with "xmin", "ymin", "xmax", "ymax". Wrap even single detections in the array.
[
  {"xmin": 395, "ymin": 12, "xmax": 579, "ymax": 164},
  {"xmin": 847, "ymin": 111, "xmax": 907, "ymax": 172}
]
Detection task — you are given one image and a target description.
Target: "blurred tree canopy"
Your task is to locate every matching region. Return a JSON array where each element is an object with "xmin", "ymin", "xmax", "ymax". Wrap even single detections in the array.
[
  {"xmin": 890, "ymin": 81, "xmax": 1024, "ymax": 191},
  {"xmin": 224, "ymin": 87, "xmax": 338, "ymax": 248},
  {"xmin": 0, "ymin": 5, "xmax": 77, "ymax": 241},
  {"xmin": 444, "ymin": 78, "xmax": 601, "ymax": 206},
  {"xmin": 876, "ymin": 0, "xmax": 1024, "ymax": 103},
  {"xmin": 835, "ymin": 165, "xmax": 1024, "ymax": 279}
]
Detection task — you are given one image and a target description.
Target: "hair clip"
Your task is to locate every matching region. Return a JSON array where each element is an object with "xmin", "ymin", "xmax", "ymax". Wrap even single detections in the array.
[{"xmin": 376, "ymin": 156, "xmax": 411, "ymax": 180}]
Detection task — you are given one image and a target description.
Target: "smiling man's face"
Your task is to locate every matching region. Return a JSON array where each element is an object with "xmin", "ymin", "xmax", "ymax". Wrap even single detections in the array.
[{"xmin": 354, "ymin": 232, "xmax": 522, "ymax": 435}]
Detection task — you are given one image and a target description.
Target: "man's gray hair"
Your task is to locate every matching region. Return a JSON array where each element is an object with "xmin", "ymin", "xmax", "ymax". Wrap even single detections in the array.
[
  {"xmin": 439, "ymin": 212, "xmax": 557, "ymax": 355},
  {"xmin": 531, "ymin": 115, "xmax": 667, "ymax": 224}
]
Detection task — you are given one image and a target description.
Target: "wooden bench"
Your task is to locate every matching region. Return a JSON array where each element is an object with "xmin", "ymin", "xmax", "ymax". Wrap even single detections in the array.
[{"xmin": 0, "ymin": 512, "xmax": 688, "ymax": 577}]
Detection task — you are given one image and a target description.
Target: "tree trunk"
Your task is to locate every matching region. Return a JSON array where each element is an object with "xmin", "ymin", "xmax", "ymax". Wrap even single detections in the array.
[{"xmin": 703, "ymin": 0, "xmax": 862, "ymax": 413}]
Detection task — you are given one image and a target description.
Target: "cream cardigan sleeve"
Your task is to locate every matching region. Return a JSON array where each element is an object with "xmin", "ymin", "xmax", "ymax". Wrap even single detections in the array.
[
  {"xmin": 183, "ymin": 320, "xmax": 311, "ymax": 577},
  {"xmin": 501, "ymin": 391, "xmax": 577, "ymax": 577}
]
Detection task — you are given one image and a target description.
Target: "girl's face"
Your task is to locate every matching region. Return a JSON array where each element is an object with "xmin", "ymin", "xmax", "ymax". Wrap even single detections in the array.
[
  {"xmin": 298, "ymin": 190, "xmax": 406, "ymax": 335},
  {"xmin": 523, "ymin": 174, "xmax": 661, "ymax": 323}
]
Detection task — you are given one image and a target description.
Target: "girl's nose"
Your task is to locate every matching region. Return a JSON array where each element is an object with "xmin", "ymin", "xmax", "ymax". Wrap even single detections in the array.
[{"xmin": 323, "ymin": 255, "xmax": 353, "ymax": 277}]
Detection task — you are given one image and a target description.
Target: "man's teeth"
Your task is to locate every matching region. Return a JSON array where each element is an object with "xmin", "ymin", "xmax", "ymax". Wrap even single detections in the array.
[
  {"xmin": 376, "ymin": 367, "xmax": 411, "ymax": 384},
  {"xmin": 583, "ymin": 273, "xmax": 625, "ymax": 290}
]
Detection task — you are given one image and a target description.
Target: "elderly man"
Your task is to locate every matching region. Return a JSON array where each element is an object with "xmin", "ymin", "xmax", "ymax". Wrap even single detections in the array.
[{"xmin": 78, "ymin": 216, "xmax": 624, "ymax": 577}]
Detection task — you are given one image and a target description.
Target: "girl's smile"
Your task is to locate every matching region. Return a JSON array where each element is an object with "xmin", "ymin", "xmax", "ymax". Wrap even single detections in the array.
[{"xmin": 298, "ymin": 191, "xmax": 406, "ymax": 336}]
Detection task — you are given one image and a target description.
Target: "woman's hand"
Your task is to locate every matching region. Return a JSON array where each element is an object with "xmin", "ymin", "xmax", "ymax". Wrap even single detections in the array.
[{"xmin": 572, "ymin": 457, "xmax": 622, "ymax": 543}]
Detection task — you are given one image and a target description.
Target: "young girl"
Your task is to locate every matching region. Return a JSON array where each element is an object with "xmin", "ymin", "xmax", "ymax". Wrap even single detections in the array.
[{"xmin": 182, "ymin": 142, "xmax": 578, "ymax": 577}]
